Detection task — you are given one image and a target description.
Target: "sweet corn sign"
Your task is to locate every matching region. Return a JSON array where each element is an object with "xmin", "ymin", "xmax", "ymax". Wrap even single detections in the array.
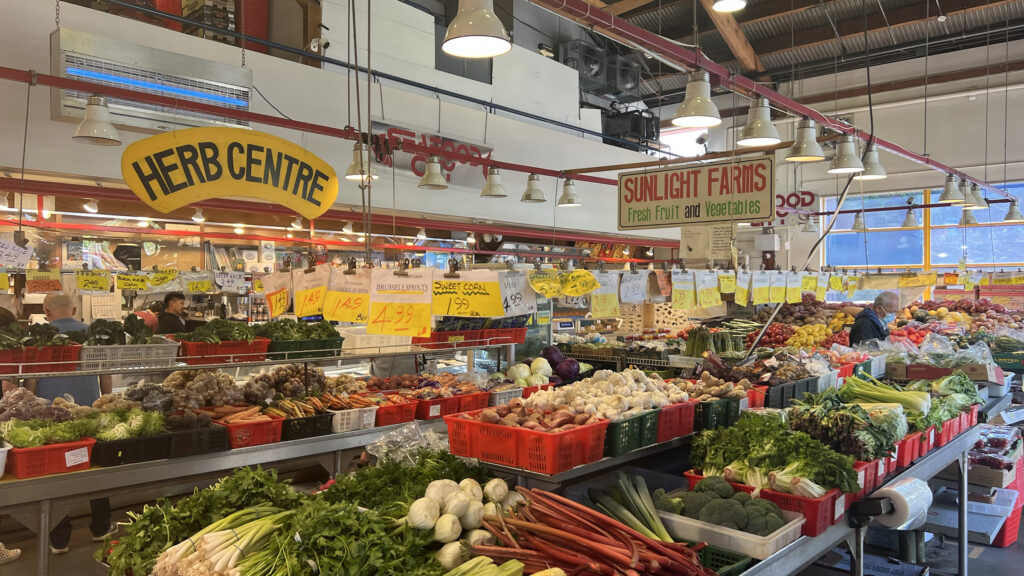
[
  {"xmin": 618, "ymin": 157, "xmax": 775, "ymax": 230},
  {"xmin": 121, "ymin": 127, "xmax": 339, "ymax": 220}
]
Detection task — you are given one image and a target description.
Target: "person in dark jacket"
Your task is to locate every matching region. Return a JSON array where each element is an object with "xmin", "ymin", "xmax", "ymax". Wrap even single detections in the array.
[
  {"xmin": 849, "ymin": 291, "xmax": 900, "ymax": 346},
  {"xmin": 156, "ymin": 292, "xmax": 187, "ymax": 334}
]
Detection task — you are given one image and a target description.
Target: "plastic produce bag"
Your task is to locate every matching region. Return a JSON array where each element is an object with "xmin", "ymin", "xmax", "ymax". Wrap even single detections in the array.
[
  {"xmin": 366, "ymin": 422, "xmax": 449, "ymax": 465},
  {"xmin": 915, "ymin": 333, "xmax": 957, "ymax": 367},
  {"xmin": 949, "ymin": 341, "xmax": 994, "ymax": 367}
]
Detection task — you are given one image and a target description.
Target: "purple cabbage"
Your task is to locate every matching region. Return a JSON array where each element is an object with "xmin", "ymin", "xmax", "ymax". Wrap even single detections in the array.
[
  {"xmin": 540, "ymin": 345, "xmax": 565, "ymax": 367},
  {"xmin": 555, "ymin": 358, "xmax": 580, "ymax": 382}
]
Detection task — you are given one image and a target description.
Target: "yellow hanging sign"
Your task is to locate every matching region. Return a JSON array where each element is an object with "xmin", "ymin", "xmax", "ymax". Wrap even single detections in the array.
[
  {"xmin": 0, "ymin": 273, "xmax": 10, "ymax": 291},
  {"xmin": 816, "ymin": 273, "xmax": 829, "ymax": 301},
  {"xmin": 149, "ymin": 269, "xmax": 179, "ymax": 291},
  {"xmin": 323, "ymin": 268, "xmax": 370, "ymax": 324},
  {"xmin": 751, "ymin": 271, "xmax": 770, "ymax": 305},
  {"xmin": 590, "ymin": 293, "xmax": 620, "ymax": 318},
  {"xmin": 26, "ymin": 270, "xmax": 63, "ymax": 294},
  {"xmin": 367, "ymin": 268, "xmax": 432, "ymax": 337},
  {"xmin": 829, "ymin": 274, "xmax": 844, "ymax": 291},
  {"xmin": 116, "ymin": 272, "xmax": 149, "ymax": 291},
  {"xmin": 786, "ymin": 272, "xmax": 803, "ymax": 304},
  {"xmin": 801, "ymin": 274, "xmax": 817, "ymax": 291},
  {"xmin": 121, "ymin": 127, "xmax": 339, "ymax": 220},
  {"xmin": 528, "ymin": 269, "xmax": 562, "ymax": 298},
  {"xmin": 847, "ymin": 276, "xmax": 859, "ymax": 298},
  {"xmin": 76, "ymin": 269, "xmax": 111, "ymax": 293},
  {"xmin": 293, "ymin": 266, "xmax": 330, "ymax": 318},
  {"xmin": 432, "ymin": 271, "xmax": 504, "ymax": 317},
  {"xmin": 265, "ymin": 288, "xmax": 290, "ymax": 318},
  {"xmin": 897, "ymin": 272, "xmax": 938, "ymax": 287},
  {"xmin": 768, "ymin": 272, "xmax": 785, "ymax": 304},
  {"xmin": 734, "ymin": 270, "xmax": 750, "ymax": 307},
  {"xmin": 670, "ymin": 270, "xmax": 697, "ymax": 311},
  {"xmin": 718, "ymin": 272, "xmax": 736, "ymax": 294},
  {"xmin": 560, "ymin": 269, "xmax": 600, "ymax": 297}
]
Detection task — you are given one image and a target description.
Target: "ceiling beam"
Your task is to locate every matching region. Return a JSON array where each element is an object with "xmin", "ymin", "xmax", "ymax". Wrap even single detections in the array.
[
  {"xmin": 752, "ymin": 0, "xmax": 1016, "ymax": 57},
  {"xmin": 606, "ymin": 0, "xmax": 658, "ymax": 16},
  {"xmin": 698, "ymin": 0, "xmax": 765, "ymax": 72}
]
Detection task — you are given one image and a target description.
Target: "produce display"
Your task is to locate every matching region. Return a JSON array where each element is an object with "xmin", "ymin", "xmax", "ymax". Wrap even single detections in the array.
[
  {"xmin": 506, "ymin": 360, "xmax": 556, "ymax": 388},
  {"xmin": 651, "ymin": 476, "xmax": 787, "ymax": 537},
  {"xmin": 788, "ymin": 388, "xmax": 906, "ymax": 460},
  {"xmin": 671, "ymin": 372, "xmax": 749, "ymax": 401},
  {"xmin": 682, "ymin": 326, "xmax": 744, "ymax": 357},
  {"xmin": 745, "ymin": 323, "xmax": 795, "ymax": 348},
  {"xmin": 253, "ymin": 318, "xmax": 338, "ymax": 341},
  {"xmin": 785, "ymin": 324, "xmax": 832, "ymax": 349},
  {"xmin": 457, "ymin": 399, "xmax": 603, "ymax": 431},
  {"xmin": 163, "ymin": 369, "xmax": 244, "ymax": 410},
  {"xmin": 525, "ymin": 369, "xmax": 689, "ymax": 421},
  {"xmin": 0, "ymin": 322, "xmax": 84, "ymax": 349},
  {"xmin": 84, "ymin": 315, "xmax": 158, "ymax": 345},
  {"xmin": 176, "ymin": 318, "xmax": 256, "ymax": 343}
]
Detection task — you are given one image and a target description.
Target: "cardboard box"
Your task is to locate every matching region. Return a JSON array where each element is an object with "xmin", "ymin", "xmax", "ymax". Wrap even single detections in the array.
[
  {"xmin": 886, "ymin": 363, "xmax": 1006, "ymax": 384},
  {"xmin": 936, "ymin": 443, "xmax": 1022, "ymax": 488}
]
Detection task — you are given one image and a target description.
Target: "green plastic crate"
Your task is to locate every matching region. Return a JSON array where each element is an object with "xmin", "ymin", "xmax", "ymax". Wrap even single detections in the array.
[
  {"xmin": 696, "ymin": 399, "xmax": 730, "ymax": 431},
  {"xmin": 605, "ymin": 410, "xmax": 658, "ymax": 456},
  {"xmin": 640, "ymin": 409, "xmax": 659, "ymax": 446},
  {"xmin": 267, "ymin": 337, "xmax": 344, "ymax": 361},
  {"xmin": 700, "ymin": 545, "xmax": 753, "ymax": 576},
  {"xmin": 722, "ymin": 397, "xmax": 741, "ymax": 426}
]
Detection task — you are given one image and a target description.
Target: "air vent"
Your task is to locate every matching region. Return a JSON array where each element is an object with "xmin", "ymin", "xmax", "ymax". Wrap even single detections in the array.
[
  {"xmin": 50, "ymin": 28, "xmax": 252, "ymax": 133},
  {"xmin": 560, "ymin": 39, "xmax": 607, "ymax": 92},
  {"xmin": 607, "ymin": 55, "xmax": 641, "ymax": 101}
]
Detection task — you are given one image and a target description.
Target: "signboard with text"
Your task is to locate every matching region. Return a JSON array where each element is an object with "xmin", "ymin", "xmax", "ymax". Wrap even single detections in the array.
[{"xmin": 618, "ymin": 157, "xmax": 775, "ymax": 230}]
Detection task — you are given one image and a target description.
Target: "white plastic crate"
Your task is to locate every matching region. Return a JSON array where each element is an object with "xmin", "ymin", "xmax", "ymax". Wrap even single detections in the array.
[
  {"xmin": 988, "ymin": 382, "xmax": 1010, "ymax": 398},
  {"xmin": 0, "ymin": 441, "xmax": 9, "ymax": 476},
  {"xmin": 338, "ymin": 327, "xmax": 412, "ymax": 354},
  {"xmin": 659, "ymin": 509, "xmax": 805, "ymax": 560},
  {"xmin": 488, "ymin": 388, "xmax": 524, "ymax": 406},
  {"xmin": 78, "ymin": 336, "xmax": 180, "ymax": 371},
  {"xmin": 869, "ymin": 356, "xmax": 886, "ymax": 377},
  {"xmin": 330, "ymin": 406, "xmax": 378, "ymax": 433},
  {"xmin": 965, "ymin": 486, "xmax": 1018, "ymax": 517},
  {"xmin": 815, "ymin": 370, "xmax": 840, "ymax": 392}
]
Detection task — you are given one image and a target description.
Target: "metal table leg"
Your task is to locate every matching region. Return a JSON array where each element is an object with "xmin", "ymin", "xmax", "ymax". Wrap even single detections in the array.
[
  {"xmin": 848, "ymin": 526, "xmax": 866, "ymax": 576},
  {"xmin": 958, "ymin": 450, "xmax": 968, "ymax": 576},
  {"xmin": 37, "ymin": 500, "xmax": 49, "ymax": 576}
]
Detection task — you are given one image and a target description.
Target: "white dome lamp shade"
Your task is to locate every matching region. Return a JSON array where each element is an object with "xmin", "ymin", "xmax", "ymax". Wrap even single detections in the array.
[
  {"xmin": 521, "ymin": 174, "xmax": 546, "ymax": 203},
  {"xmin": 671, "ymin": 71, "xmax": 721, "ymax": 129},
  {"xmin": 191, "ymin": 208, "xmax": 206, "ymax": 223},
  {"xmin": 418, "ymin": 156, "xmax": 448, "ymax": 190},
  {"xmin": 853, "ymin": 143, "xmax": 886, "ymax": 180},
  {"xmin": 802, "ymin": 218, "xmax": 819, "ymax": 234},
  {"xmin": 968, "ymin": 184, "xmax": 987, "ymax": 210},
  {"xmin": 737, "ymin": 98, "xmax": 781, "ymax": 147},
  {"xmin": 712, "ymin": 0, "xmax": 747, "ymax": 12},
  {"xmin": 442, "ymin": 0, "xmax": 512, "ymax": 59},
  {"xmin": 786, "ymin": 118, "xmax": 825, "ymax": 162},
  {"xmin": 345, "ymin": 142, "xmax": 379, "ymax": 182},
  {"xmin": 959, "ymin": 208, "xmax": 979, "ymax": 226},
  {"xmin": 83, "ymin": 199, "xmax": 99, "ymax": 214},
  {"xmin": 1005, "ymin": 200, "xmax": 1024, "ymax": 223},
  {"xmin": 850, "ymin": 212, "xmax": 868, "ymax": 231},
  {"xmin": 557, "ymin": 179, "xmax": 581, "ymax": 207},
  {"xmin": 960, "ymin": 180, "xmax": 979, "ymax": 209},
  {"xmin": 902, "ymin": 209, "xmax": 920, "ymax": 228},
  {"xmin": 938, "ymin": 175, "xmax": 964, "ymax": 204},
  {"xmin": 827, "ymin": 135, "xmax": 864, "ymax": 174},
  {"xmin": 480, "ymin": 167, "xmax": 507, "ymax": 198},
  {"xmin": 73, "ymin": 95, "xmax": 121, "ymax": 146}
]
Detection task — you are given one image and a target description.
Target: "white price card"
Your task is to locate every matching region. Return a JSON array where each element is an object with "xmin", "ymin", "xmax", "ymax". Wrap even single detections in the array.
[
  {"xmin": 215, "ymin": 271, "xmax": 248, "ymax": 293},
  {"xmin": 429, "ymin": 404, "xmax": 441, "ymax": 417},
  {"xmin": 877, "ymin": 459, "xmax": 886, "ymax": 478},
  {"xmin": 0, "ymin": 239, "xmax": 31, "ymax": 268},
  {"xmin": 498, "ymin": 271, "xmax": 537, "ymax": 317},
  {"xmin": 834, "ymin": 495, "xmax": 846, "ymax": 521},
  {"xmin": 64, "ymin": 447, "xmax": 89, "ymax": 468},
  {"xmin": 619, "ymin": 270, "xmax": 649, "ymax": 304}
]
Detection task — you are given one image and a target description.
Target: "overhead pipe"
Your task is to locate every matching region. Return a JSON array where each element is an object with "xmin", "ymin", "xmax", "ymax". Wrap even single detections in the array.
[{"xmin": 528, "ymin": 0, "xmax": 1011, "ymax": 199}]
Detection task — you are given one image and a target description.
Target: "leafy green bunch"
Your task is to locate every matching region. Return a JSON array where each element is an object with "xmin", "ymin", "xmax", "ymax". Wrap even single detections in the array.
[{"xmin": 254, "ymin": 318, "xmax": 338, "ymax": 341}]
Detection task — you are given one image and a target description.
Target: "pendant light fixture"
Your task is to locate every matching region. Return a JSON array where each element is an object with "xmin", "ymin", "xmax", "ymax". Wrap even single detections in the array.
[
  {"xmin": 191, "ymin": 208, "xmax": 206, "ymax": 223},
  {"xmin": 73, "ymin": 95, "xmax": 121, "ymax": 146},
  {"xmin": 959, "ymin": 180, "xmax": 979, "ymax": 209},
  {"xmin": 417, "ymin": 156, "xmax": 448, "ymax": 190},
  {"xmin": 646, "ymin": 247, "xmax": 655, "ymax": 257},
  {"xmin": 853, "ymin": 143, "xmax": 886, "ymax": 180},
  {"xmin": 802, "ymin": 219, "xmax": 819, "ymax": 234},
  {"xmin": 737, "ymin": 98, "xmax": 780, "ymax": 147},
  {"xmin": 290, "ymin": 217, "xmax": 304, "ymax": 230},
  {"xmin": 968, "ymin": 184, "xmax": 987, "ymax": 210},
  {"xmin": 671, "ymin": 71, "xmax": 721, "ymax": 128},
  {"xmin": 850, "ymin": 212, "xmax": 867, "ymax": 231},
  {"xmin": 83, "ymin": 199, "xmax": 99, "ymax": 214},
  {"xmin": 480, "ymin": 167, "xmax": 507, "ymax": 198},
  {"xmin": 0, "ymin": 194, "xmax": 9, "ymax": 210},
  {"xmin": 557, "ymin": 179, "xmax": 581, "ymax": 207},
  {"xmin": 902, "ymin": 208, "xmax": 920, "ymax": 228},
  {"xmin": 137, "ymin": 218, "xmax": 151, "ymax": 228},
  {"xmin": 712, "ymin": 0, "xmax": 746, "ymax": 12},
  {"xmin": 938, "ymin": 175, "xmax": 964, "ymax": 204},
  {"xmin": 416, "ymin": 227, "xmax": 427, "ymax": 240},
  {"xmin": 521, "ymin": 174, "xmax": 546, "ymax": 203},
  {"xmin": 1004, "ymin": 201, "xmax": 1024, "ymax": 222},
  {"xmin": 827, "ymin": 135, "xmax": 864, "ymax": 174},
  {"xmin": 345, "ymin": 142, "xmax": 379, "ymax": 182},
  {"xmin": 959, "ymin": 208, "xmax": 979, "ymax": 226},
  {"xmin": 441, "ymin": 0, "xmax": 512, "ymax": 59},
  {"xmin": 341, "ymin": 221, "xmax": 354, "ymax": 234},
  {"xmin": 467, "ymin": 232, "xmax": 476, "ymax": 244},
  {"xmin": 786, "ymin": 119, "xmax": 825, "ymax": 162}
]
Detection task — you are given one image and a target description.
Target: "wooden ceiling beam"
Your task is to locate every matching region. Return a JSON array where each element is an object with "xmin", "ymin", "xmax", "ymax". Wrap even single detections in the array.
[
  {"xmin": 698, "ymin": 0, "xmax": 765, "ymax": 72},
  {"xmin": 606, "ymin": 0, "xmax": 659, "ymax": 16}
]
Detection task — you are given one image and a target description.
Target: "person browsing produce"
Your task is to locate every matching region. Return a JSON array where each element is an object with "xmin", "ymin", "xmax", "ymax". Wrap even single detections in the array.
[
  {"xmin": 849, "ymin": 291, "xmax": 899, "ymax": 346},
  {"xmin": 156, "ymin": 292, "xmax": 187, "ymax": 334}
]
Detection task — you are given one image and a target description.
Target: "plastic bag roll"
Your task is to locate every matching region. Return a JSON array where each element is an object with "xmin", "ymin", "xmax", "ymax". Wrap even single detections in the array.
[{"xmin": 874, "ymin": 478, "xmax": 933, "ymax": 530}]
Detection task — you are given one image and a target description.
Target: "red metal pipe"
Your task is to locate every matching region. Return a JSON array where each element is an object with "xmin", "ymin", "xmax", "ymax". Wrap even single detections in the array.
[{"xmin": 528, "ymin": 0, "xmax": 1008, "ymax": 198}]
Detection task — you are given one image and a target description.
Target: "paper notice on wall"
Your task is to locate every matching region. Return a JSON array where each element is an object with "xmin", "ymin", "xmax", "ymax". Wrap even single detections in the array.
[
  {"xmin": 498, "ymin": 271, "xmax": 537, "ymax": 317},
  {"xmin": 215, "ymin": 271, "xmax": 248, "ymax": 294},
  {"xmin": 90, "ymin": 294, "xmax": 119, "ymax": 320},
  {"xmin": 671, "ymin": 269, "xmax": 697, "ymax": 311},
  {"xmin": 432, "ymin": 270, "xmax": 504, "ymax": 317},
  {"xmin": 589, "ymin": 271, "xmax": 621, "ymax": 318},
  {"xmin": 292, "ymin": 265, "xmax": 331, "ymax": 317},
  {"xmin": 367, "ymin": 268, "xmax": 432, "ymax": 337},
  {"xmin": 710, "ymin": 224, "xmax": 735, "ymax": 260},
  {"xmin": 680, "ymin": 228, "xmax": 709, "ymax": 260},
  {"xmin": 26, "ymin": 270, "xmax": 63, "ymax": 294},
  {"xmin": 181, "ymin": 271, "xmax": 214, "ymax": 295},
  {"xmin": 696, "ymin": 270, "xmax": 722, "ymax": 308},
  {"xmin": 752, "ymin": 271, "xmax": 771, "ymax": 305},
  {"xmin": 261, "ymin": 271, "xmax": 293, "ymax": 318},
  {"xmin": 619, "ymin": 270, "xmax": 649, "ymax": 304},
  {"xmin": 735, "ymin": 270, "xmax": 751, "ymax": 306},
  {"xmin": 767, "ymin": 271, "xmax": 785, "ymax": 303},
  {"xmin": 786, "ymin": 271, "xmax": 803, "ymax": 303},
  {"xmin": 0, "ymin": 239, "xmax": 32, "ymax": 269},
  {"xmin": 324, "ymin": 268, "xmax": 370, "ymax": 323}
]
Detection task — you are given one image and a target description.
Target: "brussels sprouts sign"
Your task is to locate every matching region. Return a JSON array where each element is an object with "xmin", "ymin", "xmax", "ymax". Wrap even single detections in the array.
[{"xmin": 618, "ymin": 157, "xmax": 775, "ymax": 230}]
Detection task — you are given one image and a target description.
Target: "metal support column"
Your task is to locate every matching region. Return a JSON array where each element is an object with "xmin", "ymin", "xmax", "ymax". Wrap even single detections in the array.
[
  {"xmin": 958, "ymin": 450, "xmax": 969, "ymax": 576},
  {"xmin": 37, "ymin": 500, "xmax": 49, "ymax": 576}
]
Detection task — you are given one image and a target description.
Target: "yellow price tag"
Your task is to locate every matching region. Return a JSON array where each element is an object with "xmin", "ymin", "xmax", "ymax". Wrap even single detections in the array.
[
  {"xmin": 698, "ymin": 286, "xmax": 721, "ymax": 308},
  {"xmin": 752, "ymin": 285, "xmax": 769, "ymax": 305},
  {"xmin": 801, "ymin": 274, "xmax": 817, "ymax": 291},
  {"xmin": 816, "ymin": 274, "xmax": 829, "ymax": 301},
  {"xmin": 528, "ymin": 269, "xmax": 562, "ymax": 298},
  {"xmin": 897, "ymin": 272, "xmax": 938, "ymax": 287},
  {"xmin": 829, "ymin": 275, "xmax": 844, "ymax": 291},
  {"xmin": 295, "ymin": 286, "xmax": 327, "ymax": 317},
  {"xmin": 993, "ymin": 272, "xmax": 1014, "ymax": 286},
  {"xmin": 432, "ymin": 280, "xmax": 504, "ymax": 317},
  {"xmin": 0, "ymin": 273, "xmax": 10, "ymax": 291},
  {"xmin": 323, "ymin": 291, "xmax": 369, "ymax": 323},
  {"xmin": 768, "ymin": 275, "xmax": 785, "ymax": 304},
  {"xmin": 187, "ymin": 280, "xmax": 213, "ymax": 293},
  {"xmin": 76, "ymin": 269, "xmax": 111, "ymax": 292},
  {"xmin": 786, "ymin": 284, "xmax": 802, "ymax": 304},
  {"xmin": 980, "ymin": 273, "xmax": 991, "ymax": 285},
  {"xmin": 560, "ymin": 269, "xmax": 600, "ymax": 297},
  {"xmin": 590, "ymin": 293, "xmax": 620, "ymax": 318},
  {"xmin": 266, "ymin": 287, "xmax": 290, "ymax": 318},
  {"xmin": 847, "ymin": 277, "xmax": 859, "ymax": 298},
  {"xmin": 116, "ymin": 273, "xmax": 149, "ymax": 291},
  {"xmin": 671, "ymin": 287, "xmax": 696, "ymax": 310},
  {"xmin": 149, "ymin": 269, "xmax": 179, "ymax": 289},
  {"xmin": 734, "ymin": 272, "xmax": 750, "ymax": 307},
  {"xmin": 1013, "ymin": 272, "xmax": 1024, "ymax": 285},
  {"xmin": 718, "ymin": 273, "xmax": 736, "ymax": 294},
  {"xmin": 367, "ymin": 302, "xmax": 432, "ymax": 337},
  {"xmin": 26, "ymin": 270, "xmax": 63, "ymax": 294},
  {"xmin": 253, "ymin": 279, "xmax": 264, "ymax": 293}
]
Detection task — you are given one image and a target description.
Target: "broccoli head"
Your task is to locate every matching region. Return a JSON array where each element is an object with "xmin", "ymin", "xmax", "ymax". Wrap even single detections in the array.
[
  {"xmin": 742, "ymin": 497, "xmax": 787, "ymax": 535},
  {"xmin": 744, "ymin": 497, "xmax": 784, "ymax": 518},
  {"xmin": 759, "ymin": 512, "xmax": 785, "ymax": 536},
  {"xmin": 652, "ymin": 488, "xmax": 684, "ymax": 515},
  {"xmin": 679, "ymin": 491, "xmax": 717, "ymax": 519},
  {"xmin": 698, "ymin": 498, "xmax": 749, "ymax": 530},
  {"xmin": 695, "ymin": 476, "xmax": 735, "ymax": 499},
  {"xmin": 731, "ymin": 491, "xmax": 752, "ymax": 503}
]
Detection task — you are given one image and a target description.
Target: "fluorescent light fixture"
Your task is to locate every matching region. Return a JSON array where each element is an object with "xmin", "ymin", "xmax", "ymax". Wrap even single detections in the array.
[
  {"xmin": 712, "ymin": 0, "xmax": 746, "ymax": 12},
  {"xmin": 481, "ymin": 167, "xmax": 507, "ymax": 198},
  {"xmin": 191, "ymin": 208, "xmax": 205, "ymax": 223},
  {"xmin": 557, "ymin": 179, "xmax": 581, "ymax": 207},
  {"xmin": 671, "ymin": 71, "xmax": 721, "ymax": 129},
  {"xmin": 827, "ymin": 135, "xmax": 864, "ymax": 174},
  {"xmin": 442, "ymin": 0, "xmax": 512, "ymax": 59},
  {"xmin": 418, "ymin": 156, "xmax": 448, "ymax": 190},
  {"xmin": 938, "ymin": 175, "xmax": 964, "ymax": 204},
  {"xmin": 786, "ymin": 119, "xmax": 825, "ymax": 162},
  {"xmin": 83, "ymin": 199, "xmax": 99, "ymax": 213},
  {"xmin": 345, "ymin": 142, "xmax": 379, "ymax": 182},
  {"xmin": 737, "ymin": 98, "xmax": 781, "ymax": 147},
  {"xmin": 853, "ymin": 143, "xmax": 886, "ymax": 180},
  {"xmin": 73, "ymin": 95, "xmax": 121, "ymax": 146},
  {"xmin": 521, "ymin": 174, "xmax": 546, "ymax": 203}
]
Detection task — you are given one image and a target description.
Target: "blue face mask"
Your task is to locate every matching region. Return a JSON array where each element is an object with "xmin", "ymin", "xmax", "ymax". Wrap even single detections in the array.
[{"xmin": 883, "ymin": 313, "xmax": 896, "ymax": 325}]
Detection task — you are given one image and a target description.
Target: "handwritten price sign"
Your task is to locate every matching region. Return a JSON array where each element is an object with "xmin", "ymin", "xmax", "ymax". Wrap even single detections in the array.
[
  {"xmin": 498, "ymin": 271, "xmax": 536, "ymax": 317},
  {"xmin": 619, "ymin": 271, "xmax": 649, "ymax": 304},
  {"xmin": 367, "ymin": 302, "xmax": 432, "ymax": 337},
  {"xmin": 751, "ymin": 271, "xmax": 771, "ymax": 305},
  {"xmin": 324, "ymin": 268, "xmax": 370, "ymax": 323},
  {"xmin": 670, "ymin": 270, "xmax": 697, "ymax": 311},
  {"xmin": 292, "ymin": 265, "xmax": 331, "ymax": 318},
  {"xmin": 590, "ymin": 293, "xmax": 619, "ymax": 318},
  {"xmin": 768, "ymin": 272, "xmax": 785, "ymax": 304},
  {"xmin": 560, "ymin": 269, "xmax": 600, "ymax": 297},
  {"xmin": 368, "ymin": 268, "xmax": 433, "ymax": 337},
  {"xmin": 528, "ymin": 269, "xmax": 562, "ymax": 298},
  {"xmin": 0, "ymin": 273, "xmax": 9, "ymax": 291},
  {"xmin": 147, "ymin": 269, "xmax": 180, "ymax": 292},
  {"xmin": 0, "ymin": 239, "xmax": 31, "ymax": 268},
  {"xmin": 786, "ymin": 272, "xmax": 802, "ymax": 304},
  {"xmin": 261, "ymin": 272, "xmax": 293, "ymax": 318},
  {"xmin": 265, "ymin": 288, "xmax": 290, "ymax": 318},
  {"xmin": 116, "ymin": 273, "xmax": 149, "ymax": 291},
  {"xmin": 181, "ymin": 271, "xmax": 214, "ymax": 295},
  {"xmin": 735, "ymin": 270, "xmax": 751, "ymax": 306},
  {"xmin": 432, "ymin": 271, "xmax": 503, "ymax": 317},
  {"xmin": 75, "ymin": 269, "xmax": 111, "ymax": 293},
  {"xmin": 26, "ymin": 270, "xmax": 62, "ymax": 294}
]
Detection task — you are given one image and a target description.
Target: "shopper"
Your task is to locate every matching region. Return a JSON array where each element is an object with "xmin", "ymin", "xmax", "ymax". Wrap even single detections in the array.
[
  {"xmin": 849, "ymin": 291, "xmax": 899, "ymax": 346},
  {"xmin": 134, "ymin": 301, "xmax": 163, "ymax": 332},
  {"xmin": 0, "ymin": 306, "xmax": 19, "ymax": 398},
  {"xmin": 156, "ymin": 292, "xmax": 188, "ymax": 334}
]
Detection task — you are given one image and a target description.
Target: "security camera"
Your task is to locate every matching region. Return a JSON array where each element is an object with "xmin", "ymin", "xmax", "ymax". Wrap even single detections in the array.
[{"xmin": 696, "ymin": 134, "xmax": 708, "ymax": 146}]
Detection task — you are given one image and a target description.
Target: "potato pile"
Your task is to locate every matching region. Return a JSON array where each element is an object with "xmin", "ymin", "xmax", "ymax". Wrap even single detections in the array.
[
  {"xmin": 673, "ymin": 371, "xmax": 750, "ymax": 401},
  {"xmin": 467, "ymin": 398, "xmax": 602, "ymax": 432}
]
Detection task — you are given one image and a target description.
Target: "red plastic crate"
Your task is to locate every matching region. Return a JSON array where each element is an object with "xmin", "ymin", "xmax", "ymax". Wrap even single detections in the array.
[
  {"xmin": 890, "ymin": 432, "xmax": 923, "ymax": 469},
  {"xmin": 837, "ymin": 363, "xmax": 856, "ymax": 379},
  {"xmin": 414, "ymin": 396, "xmax": 461, "ymax": 420},
  {"xmin": 372, "ymin": 399, "xmax": 417, "ymax": 427},
  {"xmin": 481, "ymin": 328, "xmax": 528, "ymax": 346},
  {"xmin": 992, "ymin": 505, "xmax": 1022, "ymax": 547},
  {"xmin": 176, "ymin": 337, "xmax": 270, "ymax": 365},
  {"xmin": 0, "ymin": 344, "xmax": 82, "ymax": 375},
  {"xmin": 920, "ymin": 426, "xmax": 937, "ymax": 457},
  {"xmin": 444, "ymin": 410, "xmax": 519, "ymax": 467},
  {"xmin": 6, "ymin": 438, "xmax": 95, "ymax": 479},
  {"xmin": 518, "ymin": 418, "xmax": 608, "ymax": 475},
  {"xmin": 522, "ymin": 384, "xmax": 552, "ymax": 399},
  {"xmin": 656, "ymin": 400, "xmax": 697, "ymax": 443},
  {"xmin": 937, "ymin": 416, "xmax": 962, "ymax": 447},
  {"xmin": 457, "ymin": 391, "xmax": 490, "ymax": 412},
  {"xmin": 747, "ymin": 386, "xmax": 768, "ymax": 409},
  {"xmin": 214, "ymin": 415, "xmax": 283, "ymax": 449},
  {"xmin": 871, "ymin": 458, "xmax": 891, "ymax": 484},
  {"xmin": 969, "ymin": 404, "xmax": 979, "ymax": 427}
]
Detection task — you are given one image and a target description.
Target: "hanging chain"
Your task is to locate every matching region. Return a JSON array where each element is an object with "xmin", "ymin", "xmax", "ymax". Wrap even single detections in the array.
[
  {"xmin": 54, "ymin": 0, "xmax": 61, "ymax": 28},
  {"xmin": 238, "ymin": 0, "xmax": 247, "ymax": 68}
]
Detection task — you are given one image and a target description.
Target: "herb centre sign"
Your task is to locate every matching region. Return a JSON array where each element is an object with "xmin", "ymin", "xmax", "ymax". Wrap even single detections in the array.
[{"xmin": 618, "ymin": 156, "xmax": 775, "ymax": 230}]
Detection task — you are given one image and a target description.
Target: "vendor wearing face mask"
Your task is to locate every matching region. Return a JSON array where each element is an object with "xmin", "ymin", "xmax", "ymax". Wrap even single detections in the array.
[{"xmin": 849, "ymin": 291, "xmax": 900, "ymax": 346}]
